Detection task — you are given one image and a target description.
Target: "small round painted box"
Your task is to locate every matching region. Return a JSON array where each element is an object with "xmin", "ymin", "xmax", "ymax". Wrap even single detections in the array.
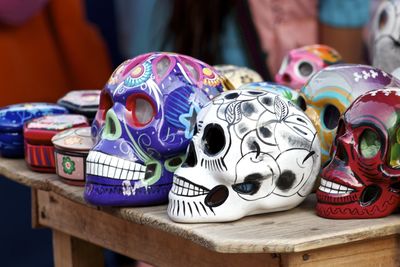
[
  {"xmin": 57, "ymin": 90, "xmax": 100, "ymax": 122},
  {"xmin": 0, "ymin": 103, "xmax": 68, "ymax": 158},
  {"xmin": 52, "ymin": 127, "xmax": 94, "ymax": 186},
  {"xmin": 24, "ymin": 114, "xmax": 89, "ymax": 173}
]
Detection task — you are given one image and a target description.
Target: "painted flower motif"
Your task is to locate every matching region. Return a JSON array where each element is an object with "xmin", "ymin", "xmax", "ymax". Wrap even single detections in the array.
[
  {"xmin": 108, "ymin": 62, "xmax": 126, "ymax": 85},
  {"xmin": 282, "ymin": 89, "xmax": 293, "ymax": 101},
  {"xmin": 203, "ymin": 67, "xmax": 221, "ymax": 87},
  {"xmin": 62, "ymin": 156, "xmax": 76, "ymax": 175},
  {"xmin": 64, "ymin": 136, "xmax": 82, "ymax": 146},
  {"xmin": 124, "ymin": 61, "xmax": 152, "ymax": 87}
]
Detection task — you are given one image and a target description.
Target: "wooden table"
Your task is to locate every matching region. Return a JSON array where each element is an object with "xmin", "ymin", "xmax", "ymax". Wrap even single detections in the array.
[{"xmin": 1, "ymin": 158, "xmax": 400, "ymax": 267}]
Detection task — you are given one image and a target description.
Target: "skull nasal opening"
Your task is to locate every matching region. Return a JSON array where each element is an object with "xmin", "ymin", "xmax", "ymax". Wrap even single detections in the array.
[
  {"xmin": 182, "ymin": 141, "xmax": 197, "ymax": 167},
  {"xmin": 108, "ymin": 116, "xmax": 116, "ymax": 135},
  {"xmin": 102, "ymin": 110, "xmax": 122, "ymax": 140},
  {"xmin": 335, "ymin": 141, "xmax": 349, "ymax": 164}
]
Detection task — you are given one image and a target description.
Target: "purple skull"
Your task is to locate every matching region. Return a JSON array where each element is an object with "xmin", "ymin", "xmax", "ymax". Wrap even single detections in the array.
[{"xmin": 84, "ymin": 52, "xmax": 226, "ymax": 206}]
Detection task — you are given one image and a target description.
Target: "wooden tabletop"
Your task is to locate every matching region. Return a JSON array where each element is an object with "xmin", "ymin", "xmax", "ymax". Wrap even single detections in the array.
[{"xmin": 2, "ymin": 158, "xmax": 400, "ymax": 254}]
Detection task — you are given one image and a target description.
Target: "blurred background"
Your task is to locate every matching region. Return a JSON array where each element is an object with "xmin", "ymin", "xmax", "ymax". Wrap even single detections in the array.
[{"xmin": 0, "ymin": 0, "xmax": 376, "ymax": 266}]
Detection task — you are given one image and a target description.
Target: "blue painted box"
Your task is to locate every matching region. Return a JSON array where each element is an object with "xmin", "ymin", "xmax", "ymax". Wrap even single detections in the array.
[{"xmin": 0, "ymin": 103, "xmax": 68, "ymax": 158}]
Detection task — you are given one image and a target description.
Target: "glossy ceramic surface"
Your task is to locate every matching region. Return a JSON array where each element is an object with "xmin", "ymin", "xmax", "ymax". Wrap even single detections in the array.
[
  {"xmin": 24, "ymin": 114, "xmax": 89, "ymax": 172},
  {"xmin": 301, "ymin": 64, "xmax": 400, "ymax": 165},
  {"xmin": 53, "ymin": 127, "xmax": 94, "ymax": 185},
  {"xmin": 168, "ymin": 89, "xmax": 320, "ymax": 222},
  {"xmin": 0, "ymin": 103, "xmax": 67, "ymax": 158},
  {"xmin": 85, "ymin": 52, "xmax": 226, "ymax": 206},
  {"xmin": 214, "ymin": 64, "xmax": 263, "ymax": 89},
  {"xmin": 275, "ymin": 44, "xmax": 342, "ymax": 90},
  {"xmin": 317, "ymin": 88, "xmax": 400, "ymax": 219}
]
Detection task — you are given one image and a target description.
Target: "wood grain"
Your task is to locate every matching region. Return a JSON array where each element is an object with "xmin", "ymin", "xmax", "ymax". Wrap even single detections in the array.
[
  {"xmin": 4, "ymin": 158, "xmax": 400, "ymax": 254},
  {"xmin": 31, "ymin": 188, "xmax": 40, "ymax": 228},
  {"xmin": 40, "ymin": 190, "xmax": 279, "ymax": 267},
  {"xmin": 281, "ymin": 235, "xmax": 400, "ymax": 267},
  {"xmin": 52, "ymin": 230, "xmax": 104, "ymax": 267}
]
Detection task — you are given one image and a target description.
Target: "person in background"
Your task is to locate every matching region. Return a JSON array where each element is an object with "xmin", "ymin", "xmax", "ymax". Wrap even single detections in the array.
[
  {"xmin": 319, "ymin": 0, "xmax": 371, "ymax": 64},
  {"xmin": 0, "ymin": 0, "xmax": 112, "ymax": 106},
  {"xmin": 0, "ymin": 1, "xmax": 112, "ymax": 266},
  {"xmin": 114, "ymin": 0, "xmax": 370, "ymax": 85}
]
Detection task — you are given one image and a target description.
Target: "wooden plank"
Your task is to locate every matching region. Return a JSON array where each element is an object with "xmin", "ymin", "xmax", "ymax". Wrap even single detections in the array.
[
  {"xmin": 38, "ymin": 190, "xmax": 279, "ymax": 267},
  {"xmin": 31, "ymin": 188, "xmax": 40, "ymax": 228},
  {"xmin": 281, "ymin": 235, "xmax": 400, "ymax": 267},
  {"xmin": 4, "ymin": 158, "xmax": 400, "ymax": 254},
  {"xmin": 52, "ymin": 230, "xmax": 104, "ymax": 267},
  {"xmin": 0, "ymin": 158, "xmax": 53, "ymax": 190}
]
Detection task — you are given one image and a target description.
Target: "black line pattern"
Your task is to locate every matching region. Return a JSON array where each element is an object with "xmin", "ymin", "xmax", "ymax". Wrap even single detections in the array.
[{"xmin": 168, "ymin": 89, "xmax": 319, "ymax": 220}]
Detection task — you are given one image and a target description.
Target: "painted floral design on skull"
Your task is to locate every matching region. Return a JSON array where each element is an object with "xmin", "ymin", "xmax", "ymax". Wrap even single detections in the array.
[
  {"xmin": 301, "ymin": 64, "xmax": 399, "ymax": 166},
  {"xmin": 238, "ymin": 82, "xmax": 303, "ymax": 108},
  {"xmin": 168, "ymin": 89, "xmax": 320, "ymax": 222},
  {"xmin": 275, "ymin": 44, "xmax": 342, "ymax": 91},
  {"xmin": 84, "ymin": 52, "xmax": 226, "ymax": 206},
  {"xmin": 214, "ymin": 64, "xmax": 263, "ymax": 89},
  {"xmin": 317, "ymin": 88, "xmax": 400, "ymax": 219}
]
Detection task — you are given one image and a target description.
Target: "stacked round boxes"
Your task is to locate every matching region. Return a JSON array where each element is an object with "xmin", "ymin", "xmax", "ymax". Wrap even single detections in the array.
[
  {"xmin": 0, "ymin": 103, "xmax": 68, "ymax": 158},
  {"xmin": 52, "ymin": 127, "xmax": 94, "ymax": 186},
  {"xmin": 24, "ymin": 114, "xmax": 89, "ymax": 172},
  {"xmin": 57, "ymin": 90, "xmax": 100, "ymax": 122}
]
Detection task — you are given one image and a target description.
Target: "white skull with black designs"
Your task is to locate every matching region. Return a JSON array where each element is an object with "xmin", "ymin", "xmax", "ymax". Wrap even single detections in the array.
[{"xmin": 168, "ymin": 89, "xmax": 321, "ymax": 222}]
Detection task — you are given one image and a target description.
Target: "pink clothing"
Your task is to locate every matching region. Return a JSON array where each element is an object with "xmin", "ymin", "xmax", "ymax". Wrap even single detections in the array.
[
  {"xmin": 248, "ymin": 0, "xmax": 318, "ymax": 75},
  {"xmin": 0, "ymin": 0, "xmax": 49, "ymax": 25}
]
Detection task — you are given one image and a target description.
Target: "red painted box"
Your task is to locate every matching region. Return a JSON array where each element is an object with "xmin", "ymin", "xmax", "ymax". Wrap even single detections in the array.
[
  {"xmin": 24, "ymin": 114, "xmax": 89, "ymax": 172},
  {"xmin": 52, "ymin": 126, "xmax": 94, "ymax": 186}
]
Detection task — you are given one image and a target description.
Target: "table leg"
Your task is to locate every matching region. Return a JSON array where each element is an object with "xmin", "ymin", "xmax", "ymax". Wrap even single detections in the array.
[{"xmin": 52, "ymin": 230, "xmax": 104, "ymax": 267}]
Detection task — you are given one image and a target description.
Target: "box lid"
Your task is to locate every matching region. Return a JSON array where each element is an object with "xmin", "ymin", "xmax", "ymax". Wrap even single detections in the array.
[
  {"xmin": 52, "ymin": 126, "xmax": 94, "ymax": 152},
  {"xmin": 57, "ymin": 90, "xmax": 100, "ymax": 113},
  {"xmin": 0, "ymin": 103, "xmax": 68, "ymax": 133},
  {"xmin": 24, "ymin": 114, "xmax": 89, "ymax": 145}
]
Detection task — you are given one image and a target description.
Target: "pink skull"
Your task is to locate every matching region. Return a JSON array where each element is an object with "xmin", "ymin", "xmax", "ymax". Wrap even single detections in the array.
[{"xmin": 275, "ymin": 45, "xmax": 342, "ymax": 91}]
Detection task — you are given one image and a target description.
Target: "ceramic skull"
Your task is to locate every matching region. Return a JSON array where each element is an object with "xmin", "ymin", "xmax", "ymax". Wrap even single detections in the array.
[
  {"xmin": 238, "ymin": 82, "xmax": 303, "ymax": 108},
  {"xmin": 371, "ymin": 0, "xmax": 400, "ymax": 73},
  {"xmin": 275, "ymin": 44, "xmax": 342, "ymax": 91},
  {"xmin": 301, "ymin": 64, "xmax": 399, "ymax": 166},
  {"xmin": 214, "ymin": 64, "xmax": 263, "ymax": 89},
  {"xmin": 168, "ymin": 89, "xmax": 320, "ymax": 222},
  {"xmin": 317, "ymin": 88, "xmax": 400, "ymax": 219},
  {"xmin": 85, "ymin": 52, "xmax": 226, "ymax": 206}
]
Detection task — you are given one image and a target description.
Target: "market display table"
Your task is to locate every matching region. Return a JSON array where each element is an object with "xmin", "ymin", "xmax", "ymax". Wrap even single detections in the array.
[{"xmin": 1, "ymin": 158, "xmax": 400, "ymax": 267}]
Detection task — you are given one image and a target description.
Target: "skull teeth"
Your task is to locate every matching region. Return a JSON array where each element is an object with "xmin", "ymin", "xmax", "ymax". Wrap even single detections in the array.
[
  {"xmin": 319, "ymin": 178, "xmax": 354, "ymax": 195},
  {"xmin": 86, "ymin": 151, "xmax": 146, "ymax": 180},
  {"xmin": 171, "ymin": 175, "xmax": 210, "ymax": 197}
]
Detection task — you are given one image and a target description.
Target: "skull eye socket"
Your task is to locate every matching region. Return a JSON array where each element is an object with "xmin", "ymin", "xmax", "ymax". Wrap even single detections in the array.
[
  {"xmin": 378, "ymin": 9, "xmax": 388, "ymax": 30},
  {"xmin": 156, "ymin": 56, "xmax": 172, "ymax": 79},
  {"xmin": 297, "ymin": 61, "xmax": 314, "ymax": 77},
  {"xmin": 127, "ymin": 94, "xmax": 156, "ymax": 127},
  {"xmin": 165, "ymin": 155, "xmax": 186, "ymax": 172},
  {"xmin": 232, "ymin": 181, "xmax": 260, "ymax": 195},
  {"xmin": 99, "ymin": 91, "xmax": 113, "ymax": 120},
  {"xmin": 183, "ymin": 61, "xmax": 199, "ymax": 81},
  {"xmin": 297, "ymin": 96, "xmax": 307, "ymax": 111},
  {"xmin": 359, "ymin": 129, "xmax": 381, "ymax": 159},
  {"xmin": 323, "ymin": 104, "xmax": 340, "ymax": 130},
  {"xmin": 202, "ymin": 124, "xmax": 225, "ymax": 156}
]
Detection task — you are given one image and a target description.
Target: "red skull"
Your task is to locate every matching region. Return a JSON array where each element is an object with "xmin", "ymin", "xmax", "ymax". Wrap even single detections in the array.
[{"xmin": 316, "ymin": 88, "xmax": 400, "ymax": 219}]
